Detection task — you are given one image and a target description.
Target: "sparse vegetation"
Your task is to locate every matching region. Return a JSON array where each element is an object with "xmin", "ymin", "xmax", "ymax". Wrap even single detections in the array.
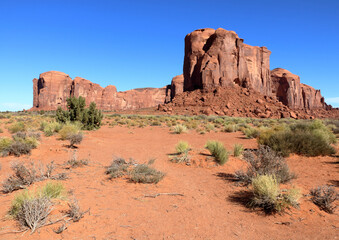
[
  {"xmin": 205, "ymin": 140, "xmax": 229, "ymax": 165},
  {"xmin": 58, "ymin": 122, "xmax": 82, "ymax": 140},
  {"xmin": 258, "ymin": 120, "xmax": 336, "ymax": 157},
  {"xmin": 8, "ymin": 122, "xmax": 26, "ymax": 133},
  {"xmin": 235, "ymin": 146, "xmax": 294, "ymax": 185},
  {"xmin": 2, "ymin": 161, "xmax": 56, "ymax": 193},
  {"xmin": 310, "ymin": 185, "xmax": 338, "ymax": 213}
]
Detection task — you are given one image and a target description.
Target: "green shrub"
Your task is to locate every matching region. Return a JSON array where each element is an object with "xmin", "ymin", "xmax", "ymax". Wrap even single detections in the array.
[
  {"xmin": 258, "ymin": 120, "xmax": 336, "ymax": 157},
  {"xmin": 130, "ymin": 164, "xmax": 164, "ymax": 184},
  {"xmin": 205, "ymin": 140, "xmax": 229, "ymax": 165},
  {"xmin": 58, "ymin": 122, "xmax": 82, "ymax": 140},
  {"xmin": 0, "ymin": 137, "xmax": 13, "ymax": 153},
  {"xmin": 40, "ymin": 182, "xmax": 65, "ymax": 199},
  {"xmin": 41, "ymin": 121, "xmax": 62, "ymax": 136},
  {"xmin": 9, "ymin": 182, "xmax": 65, "ymax": 217},
  {"xmin": 250, "ymin": 175, "xmax": 300, "ymax": 213},
  {"xmin": 235, "ymin": 146, "xmax": 294, "ymax": 185},
  {"xmin": 310, "ymin": 185, "xmax": 338, "ymax": 213},
  {"xmin": 8, "ymin": 122, "xmax": 26, "ymax": 133},
  {"xmin": 233, "ymin": 144, "xmax": 244, "ymax": 157},
  {"xmin": 56, "ymin": 97, "xmax": 103, "ymax": 130},
  {"xmin": 175, "ymin": 141, "xmax": 190, "ymax": 154},
  {"xmin": 173, "ymin": 124, "xmax": 188, "ymax": 134}
]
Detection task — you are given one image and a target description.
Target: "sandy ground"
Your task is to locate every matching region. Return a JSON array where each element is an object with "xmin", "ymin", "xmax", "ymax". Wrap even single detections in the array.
[{"xmin": 0, "ymin": 125, "xmax": 338, "ymax": 240}]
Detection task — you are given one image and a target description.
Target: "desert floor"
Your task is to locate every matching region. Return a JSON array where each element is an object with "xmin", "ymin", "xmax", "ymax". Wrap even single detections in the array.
[{"xmin": 0, "ymin": 124, "xmax": 338, "ymax": 240}]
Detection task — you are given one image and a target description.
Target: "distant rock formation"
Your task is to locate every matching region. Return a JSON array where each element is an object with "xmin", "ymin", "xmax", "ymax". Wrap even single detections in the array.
[
  {"xmin": 183, "ymin": 28, "xmax": 271, "ymax": 96},
  {"xmin": 175, "ymin": 28, "xmax": 329, "ymax": 111},
  {"xmin": 32, "ymin": 71, "xmax": 168, "ymax": 111},
  {"xmin": 32, "ymin": 28, "xmax": 333, "ymax": 117}
]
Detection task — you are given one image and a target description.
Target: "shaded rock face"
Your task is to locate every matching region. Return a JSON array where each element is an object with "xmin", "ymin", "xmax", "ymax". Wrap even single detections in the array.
[
  {"xmin": 271, "ymin": 68, "xmax": 327, "ymax": 110},
  {"xmin": 33, "ymin": 71, "xmax": 167, "ymax": 111},
  {"xmin": 183, "ymin": 28, "xmax": 271, "ymax": 96}
]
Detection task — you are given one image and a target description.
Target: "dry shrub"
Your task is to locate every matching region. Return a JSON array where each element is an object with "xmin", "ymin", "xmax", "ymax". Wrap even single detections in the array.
[
  {"xmin": 66, "ymin": 133, "xmax": 83, "ymax": 148},
  {"xmin": 106, "ymin": 157, "xmax": 131, "ymax": 179},
  {"xmin": 235, "ymin": 146, "xmax": 294, "ymax": 185},
  {"xmin": 2, "ymin": 161, "xmax": 56, "ymax": 193},
  {"xmin": 130, "ymin": 164, "xmax": 164, "ymax": 184},
  {"xmin": 310, "ymin": 185, "xmax": 338, "ymax": 213}
]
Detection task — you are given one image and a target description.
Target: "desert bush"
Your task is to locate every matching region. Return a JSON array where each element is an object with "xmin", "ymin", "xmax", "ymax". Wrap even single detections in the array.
[
  {"xmin": 2, "ymin": 161, "xmax": 56, "ymax": 193},
  {"xmin": 67, "ymin": 133, "xmax": 83, "ymax": 148},
  {"xmin": 175, "ymin": 141, "xmax": 190, "ymax": 154},
  {"xmin": 171, "ymin": 151, "xmax": 191, "ymax": 164},
  {"xmin": 235, "ymin": 146, "xmax": 294, "ymax": 185},
  {"xmin": 310, "ymin": 185, "xmax": 338, "ymax": 213},
  {"xmin": 106, "ymin": 157, "xmax": 131, "ymax": 179},
  {"xmin": 58, "ymin": 122, "xmax": 82, "ymax": 140},
  {"xmin": 250, "ymin": 175, "xmax": 300, "ymax": 213},
  {"xmin": 0, "ymin": 137, "xmax": 13, "ymax": 153},
  {"xmin": 0, "ymin": 128, "xmax": 3, "ymax": 133},
  {"xmin": 205, "ymin": 140, "xmax": 229, "ymax": 165},
  {"xmin": 8, "ymin": 122, "xmax": 26, "ymax": 133},
  {"xmin": 173, "ymin": 124, "xmax": 188, "ymax": 134},
  {"xmin": 56, "ymin": 97, "xmax": 103, "ymax": 130},
  {"xmin": 130, "ymin": 164, "xmax": 164, "ymax": 184},
  {"xmin": 243, "ymin": 127, "xmax": 260, "ymax": 139},
  {"xmin": 258, "ymin": 120, "xmax": 336, "ymax": 157},
  {"xmin": 41, "ymin": 121, "xmax": 62, "ymax": 136},
  {"xmin": 233, "ymin": 144, "xmax": 244, "ymax": 157}
]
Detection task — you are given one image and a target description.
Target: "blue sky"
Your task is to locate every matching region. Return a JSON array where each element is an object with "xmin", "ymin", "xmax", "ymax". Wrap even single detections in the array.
[{"xmin": 0, "ymin": 0, "xmax": 338, "ymax": 111}]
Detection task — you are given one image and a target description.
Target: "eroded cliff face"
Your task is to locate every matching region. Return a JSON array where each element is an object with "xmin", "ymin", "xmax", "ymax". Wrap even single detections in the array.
[
  {"xmin": 183, "ymin": 28, "xmax": 271, "ymax": 96},
  {"xmin": 181, "ymin": 28, "xmax": 328, "ymax": 111},
  {"xmin": 32, "ymin": 71, "xmax": 167, "ymax": 111}
]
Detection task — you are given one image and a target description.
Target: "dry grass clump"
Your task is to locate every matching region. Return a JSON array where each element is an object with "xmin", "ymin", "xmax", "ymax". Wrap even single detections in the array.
[
  {"xmin": 8, "ymin": 122, "xmax": 26, "ymax": 134},
  {"xmin": 233, "ymin": 144, "xmax": 244, "ymax": 157},
  {"xmin": 2, "ymin": 161, "xmax": 56, "ymax": 193},
  {"xmin": 40, "ymin": 121, "xmax": 62, "ymax": 136},
  {"xmin": 58, "ymin": 122, "xmax": 82, "ymax": 140},
  {"xmin": 235, "ymin": 146, "xmax": 294, "ymax": 185},
  {"xmin": 250, "ymin": 175, "xmax": 300, "ymax": 214},
  {"xmin": 175, "ymin": 141, "xmax": 190, "ymax": 154},
  {"xmin": 310, "ymin": 185, "xmax": 338, "ymax": 213},
  {"xmin": 172, "ymin": 124, "xmax": 188, "ymax": 134},
  {"xmin": 205, "ymin": 140, "xmax": 229, "ymax": 165},
  {"xmin": 66, "ymin": 152, "xmax": 89, "ymax": 168}
]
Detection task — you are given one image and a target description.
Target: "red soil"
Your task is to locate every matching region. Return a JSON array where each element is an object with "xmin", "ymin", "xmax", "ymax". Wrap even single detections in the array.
[{"xmin": 0, "ymin": 125, "xmax": 338, "ymax": 239}]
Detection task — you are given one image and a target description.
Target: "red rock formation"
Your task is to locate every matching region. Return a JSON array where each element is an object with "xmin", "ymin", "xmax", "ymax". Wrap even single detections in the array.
[
  {"xmin": 32, "ymin": 71, "xmax": 167, "ymax": 111},
  {"xmin": 170, "ymin": 74, "xmax": 184, "ymax": 100},
  {"xmin": 183, "ymin": 28, "xmax": 271, "ymax": 96},
  {"xmin": 271, "ymin": 68, "xmax": 328, "ymax": 110},
  {"xmin": 33, "ymin": 71, "xmax": 73, "ymax": 109},
  {"xmin": 271, "ymin": 68, "xmax": 303, "ymax": 109}
]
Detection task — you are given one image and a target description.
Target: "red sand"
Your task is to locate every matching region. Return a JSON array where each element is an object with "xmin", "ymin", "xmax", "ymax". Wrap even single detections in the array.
[{"xmin": 0, "ymin": 125, "xmax": 337, "ymax": 239}]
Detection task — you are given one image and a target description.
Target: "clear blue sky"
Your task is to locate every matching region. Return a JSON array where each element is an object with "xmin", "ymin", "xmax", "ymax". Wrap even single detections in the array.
[{"xmin": 0, "ymin": 0, "xmax": 338, "ymax": 111}]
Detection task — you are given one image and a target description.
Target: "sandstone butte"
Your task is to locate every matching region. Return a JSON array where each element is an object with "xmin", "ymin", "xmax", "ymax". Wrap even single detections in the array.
[{"xmin": 32, "ymin": 27, "xmax": 336, "ymax": 118}]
